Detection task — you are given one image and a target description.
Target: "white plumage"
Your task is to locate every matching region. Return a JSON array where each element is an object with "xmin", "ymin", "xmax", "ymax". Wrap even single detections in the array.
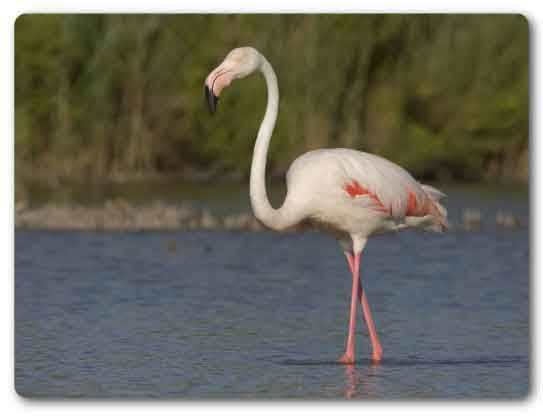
[
  {"xmin": 205, "ymin": 47, "xmax": 448, "ymax": 364},
  {"xmin": 285, "ymin": 148, "xmax": 448, "ymax": 244}
]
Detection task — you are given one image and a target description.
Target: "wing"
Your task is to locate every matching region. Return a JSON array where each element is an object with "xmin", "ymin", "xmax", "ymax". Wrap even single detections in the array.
[
  {"xmin": 286, "ymin": 148, "xmax": 448, "ymax": 230},
  {"xmin": 297, "ymin": 149, "xmax": 447, "ymax": 228},
  {"xmin": 327, "ymin": 149, "xmax": 426, "ymax": 217}
]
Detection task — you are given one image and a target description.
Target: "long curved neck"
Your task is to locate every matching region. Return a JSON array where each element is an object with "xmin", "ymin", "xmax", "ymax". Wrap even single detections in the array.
[{"xmin": 249, "ymin": 57, "xmax": 298, "ymax": 231}]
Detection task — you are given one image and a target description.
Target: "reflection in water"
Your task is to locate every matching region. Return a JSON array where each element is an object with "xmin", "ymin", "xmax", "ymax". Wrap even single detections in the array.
[
  {"xmin": 343, "ymin": 361, "xmax": 382, "ymax": 399},
  {"xmin": 344, "ymin": 365, "xmax": 357, "ymax": 399}
]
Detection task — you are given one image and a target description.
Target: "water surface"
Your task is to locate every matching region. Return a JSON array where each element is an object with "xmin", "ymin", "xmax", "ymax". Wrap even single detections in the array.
[{"xmin": 15, "ymin": 188, "xmax": 530, "ymax": 398}]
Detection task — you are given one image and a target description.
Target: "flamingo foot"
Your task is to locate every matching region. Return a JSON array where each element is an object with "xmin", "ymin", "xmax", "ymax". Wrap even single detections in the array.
[
  {"xmin": 371, "ymin": 349, "xmax": 383, "ymax": 363},
  {"xmin": 338, "ymin": 352, "xmax": 355, "ymax": 365}
]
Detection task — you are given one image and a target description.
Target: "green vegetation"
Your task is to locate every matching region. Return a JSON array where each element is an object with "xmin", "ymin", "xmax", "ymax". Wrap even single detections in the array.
[{"xmin": 15, "ymin": 14, "xmax": 529, "ymax": 187}]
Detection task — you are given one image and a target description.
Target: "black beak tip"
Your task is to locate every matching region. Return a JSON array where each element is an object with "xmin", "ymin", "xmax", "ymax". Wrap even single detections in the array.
[{"xmin": 204, "ymin": 85, "xmax": 218, "ymax": 114}]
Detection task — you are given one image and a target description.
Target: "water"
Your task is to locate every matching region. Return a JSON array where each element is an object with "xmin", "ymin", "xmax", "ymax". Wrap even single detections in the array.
[{"xmin": 14, "ymin": 188, "xmax": 530, "ymax": 399}]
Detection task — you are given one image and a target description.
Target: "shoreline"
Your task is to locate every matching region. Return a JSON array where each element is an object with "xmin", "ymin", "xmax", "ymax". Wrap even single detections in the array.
[
  {"xmin": 15, "ymin": 199, "xmax": 266, "ymax": 232},
  {"xmin": 14, "ymin": 199, "xmax": 523, "ymax": 233}
]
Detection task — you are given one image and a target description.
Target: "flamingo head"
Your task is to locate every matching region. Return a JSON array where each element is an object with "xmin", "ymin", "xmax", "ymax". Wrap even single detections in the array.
[{"xmin": 204, "ymin": 47, "xmax": 261, "ymax": 114}]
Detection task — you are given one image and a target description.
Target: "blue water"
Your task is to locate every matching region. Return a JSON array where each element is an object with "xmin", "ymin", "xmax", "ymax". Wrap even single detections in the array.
[{"xmin": 15, "ymin": 189, "xmax": 530, "ymax": 398}]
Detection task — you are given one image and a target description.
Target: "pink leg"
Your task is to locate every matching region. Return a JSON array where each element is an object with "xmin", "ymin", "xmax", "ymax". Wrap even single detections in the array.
[
  {"xmin": 340, "ymin": 251, "xmax": 383, "ymax": 363},
  {"xmin": 360, "ymin": 283, "xmax": 383, "ymax": 362},
  {"xmin": 338, "ymin": 252, "xmax": 360, "ymax": 364}
]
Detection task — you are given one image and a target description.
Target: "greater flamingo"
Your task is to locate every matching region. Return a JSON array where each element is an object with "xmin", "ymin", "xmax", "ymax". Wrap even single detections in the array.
[{"xmin": 204, "ymin": 47, "xmax": 448, "ymax": 364}]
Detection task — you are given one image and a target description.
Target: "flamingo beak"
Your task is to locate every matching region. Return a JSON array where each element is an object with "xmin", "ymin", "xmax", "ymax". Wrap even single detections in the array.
[{"xmin": 205, "ymin": 85, "xmax": 218, "ymax": 114}]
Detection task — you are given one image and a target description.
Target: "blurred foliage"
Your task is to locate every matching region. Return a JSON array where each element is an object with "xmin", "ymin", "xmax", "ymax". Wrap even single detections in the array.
[{"xmin": 15, "ymin": 14, "xmax": 529, "ymax": 184}]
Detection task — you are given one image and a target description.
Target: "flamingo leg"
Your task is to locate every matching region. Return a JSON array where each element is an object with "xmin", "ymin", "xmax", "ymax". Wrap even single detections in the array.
[
  {"xmin": 359, "ymin": 272, "xmax": 383, "ymax": 362},
  {"xmin": 338, "ymin": 252, "xmax": 360, "ymax": 364},
  {"xmin": 339, "ymin": 251, "xmax": 383, "ymax": 364}
]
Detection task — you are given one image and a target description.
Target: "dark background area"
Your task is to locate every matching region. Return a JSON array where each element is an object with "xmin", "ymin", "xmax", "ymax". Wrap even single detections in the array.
[{"xmin": 15, "ymin": 14, "xmax": 529, "ymax": 198}]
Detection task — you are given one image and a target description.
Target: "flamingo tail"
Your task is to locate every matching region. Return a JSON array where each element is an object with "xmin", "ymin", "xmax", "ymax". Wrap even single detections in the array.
[{"xmin": 421, "ymin": 184, "xmax": 449, "ymax": 232}]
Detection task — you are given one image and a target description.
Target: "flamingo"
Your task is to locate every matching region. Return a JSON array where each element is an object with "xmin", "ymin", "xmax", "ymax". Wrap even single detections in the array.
[{"xmin": 204, "ymin": 47, "xmax": 448, "ymax": 364}]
